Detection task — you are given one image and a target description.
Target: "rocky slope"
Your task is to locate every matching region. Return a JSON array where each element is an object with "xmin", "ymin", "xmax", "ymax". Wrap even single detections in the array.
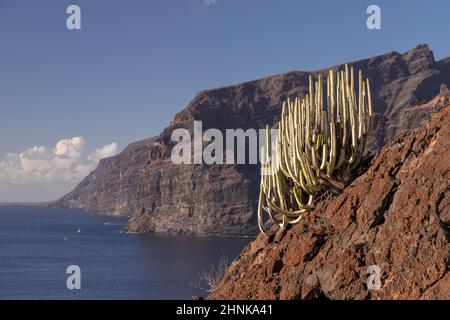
[
  {"xmin": 209, "ymin": 105, "xmax": 450, "ymax": 300},
  {"xmin": 52, "ymin": 44, "xmax": 450, "ymax": 235}
]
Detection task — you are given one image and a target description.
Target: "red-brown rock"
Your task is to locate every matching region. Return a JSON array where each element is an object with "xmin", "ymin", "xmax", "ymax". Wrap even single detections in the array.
[{"xmin": 209, "ymin": 105, "xmax": 450, "ymax": 300}]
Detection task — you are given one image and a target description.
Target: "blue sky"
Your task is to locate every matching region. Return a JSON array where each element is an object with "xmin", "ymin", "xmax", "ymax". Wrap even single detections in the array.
[{"xmin": 0, "ymin": 0, "xmax": 449, "ymax": 201}]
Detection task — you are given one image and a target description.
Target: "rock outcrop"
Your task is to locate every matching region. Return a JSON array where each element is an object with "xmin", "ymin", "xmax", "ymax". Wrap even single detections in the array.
[
  {"xmin": 209, "ymin": 105, "xmax": 450, "ymax": 300},
  {"xmin": 51, "ymin": 44, "xmax": 450, "ymax": 235}
]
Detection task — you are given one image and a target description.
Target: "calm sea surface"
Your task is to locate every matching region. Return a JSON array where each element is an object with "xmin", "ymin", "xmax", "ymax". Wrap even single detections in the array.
[{"xmin": 0, "ymin": 207, "xmax": 250, "ymax": 300}]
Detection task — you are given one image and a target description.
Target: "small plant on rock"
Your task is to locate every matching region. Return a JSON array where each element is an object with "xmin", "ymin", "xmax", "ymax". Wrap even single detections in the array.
[{"xmin": 192, "ymin": 254, "xmax": 229, "ymax": 293}]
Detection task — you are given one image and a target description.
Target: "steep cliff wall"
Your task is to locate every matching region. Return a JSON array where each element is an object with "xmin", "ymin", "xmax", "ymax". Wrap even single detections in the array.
[{"xmin": 50, "ymin": 138, "xmax": 155, "ymax": 216}]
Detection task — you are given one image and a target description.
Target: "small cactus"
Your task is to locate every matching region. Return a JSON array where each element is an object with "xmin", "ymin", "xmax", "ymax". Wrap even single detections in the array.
[{"xmin": 258, "ymin": 65, "xmax": 373, "ymax": 235}]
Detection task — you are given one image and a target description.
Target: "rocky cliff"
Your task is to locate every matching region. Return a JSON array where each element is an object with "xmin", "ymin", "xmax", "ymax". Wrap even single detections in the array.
[
  {"xmin": 50, "ymin": 138, "xmax": 155, "ymax": 216},
  {"xmin": 52, "ymin": 44, "xmax": 450, "ymax": 235},
  {"xmin": 209, "ymin": 105, "xmax": 450, "ymax": 300}
]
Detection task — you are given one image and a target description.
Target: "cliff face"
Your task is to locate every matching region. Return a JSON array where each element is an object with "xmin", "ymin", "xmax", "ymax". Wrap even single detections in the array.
[
  {"xmin": 51, "ymin": 138, "xmax": 155, "ymax": 216},
  {"xmin": 209, "ymin": 105, "xmax": 450, "ymax": 300},
  {"xmin": 52, "ymin": 44, "xmax": 450, "ymax": 235}
]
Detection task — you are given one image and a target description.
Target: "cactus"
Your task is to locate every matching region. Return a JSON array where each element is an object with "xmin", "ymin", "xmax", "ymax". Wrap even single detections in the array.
[{"xmin": 258, "ymin": 65, "xmax": 373, "ymax": 235}]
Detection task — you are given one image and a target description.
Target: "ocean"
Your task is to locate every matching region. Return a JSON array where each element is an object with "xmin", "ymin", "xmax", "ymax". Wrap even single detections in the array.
[{"xmin": 0, "ymin": 207, "xmax": 250, "ymax": 300}]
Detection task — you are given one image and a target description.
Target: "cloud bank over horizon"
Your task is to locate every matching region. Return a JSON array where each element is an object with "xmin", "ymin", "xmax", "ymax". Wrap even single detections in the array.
[{"xmin": 0, "ymin": 137, "xmax": 118, "ymax": 202}]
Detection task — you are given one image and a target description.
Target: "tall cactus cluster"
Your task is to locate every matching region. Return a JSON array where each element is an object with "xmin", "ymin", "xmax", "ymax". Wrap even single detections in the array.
[{"xmin": 258, "ymin": 65, "xmax": 373, "ymax": 235}]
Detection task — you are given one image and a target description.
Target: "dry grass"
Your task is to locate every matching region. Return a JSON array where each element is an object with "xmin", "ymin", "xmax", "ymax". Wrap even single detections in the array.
[{"xmin": 192, "ymin": 254, "xmax": 229, "ymax": 293}]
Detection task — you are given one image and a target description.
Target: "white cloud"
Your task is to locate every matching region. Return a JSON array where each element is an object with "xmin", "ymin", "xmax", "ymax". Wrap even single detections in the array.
[
  {"xmin": 87, "ymin": 142, "xmax": 118, "ymax": 163},
  {"xmin": 0, "ymin": 137, "xmax": 118, "ymax": 184},
  {"xmin": 54, "ymin": 137, "xmax": 84, "ymax": 159}
]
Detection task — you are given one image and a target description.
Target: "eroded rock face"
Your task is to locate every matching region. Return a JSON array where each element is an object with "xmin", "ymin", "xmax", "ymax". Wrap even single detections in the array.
[
  {"xmin": 124, "ymin": 162, "xmax": 257, "ymax": 235},
  {"xmin": 49, "ymin": 138, "xmax": 155, "ymax": 217},
  {"xmin": 209, "ymin": 105, "xmax": 450, "ymax": 300},
  {"xmin": 52, "ymin": 44, "xmax": 450, "ymax": 235}
]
